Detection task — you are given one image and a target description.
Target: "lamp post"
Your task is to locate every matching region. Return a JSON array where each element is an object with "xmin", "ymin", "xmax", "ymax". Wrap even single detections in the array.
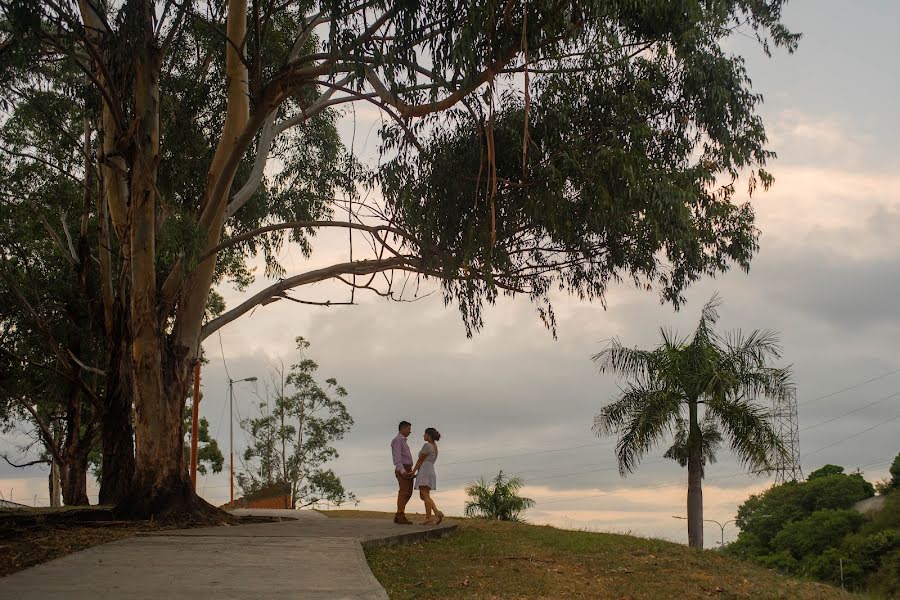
[
  {"xmin": 229, "ymin": 376, "xmax": 257, "ymax": 509},
  {"xmin": 672, "ymin": 515, "xmax": 737, "ymax": 546}
]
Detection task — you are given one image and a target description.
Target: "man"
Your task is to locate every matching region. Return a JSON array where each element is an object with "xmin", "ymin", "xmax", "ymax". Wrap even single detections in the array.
[{"xmin": 391, "ymin": 420, "xmax": 414, "ymax": 524}]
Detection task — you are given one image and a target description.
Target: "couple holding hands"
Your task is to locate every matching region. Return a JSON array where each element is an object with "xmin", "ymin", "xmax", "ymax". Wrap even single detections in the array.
[{"xmin": 390, "ymin": 420, "xmax": 443, "ymax": 525}]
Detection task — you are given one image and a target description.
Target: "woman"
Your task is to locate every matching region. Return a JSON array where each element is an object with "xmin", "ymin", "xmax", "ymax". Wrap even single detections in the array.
[{"xmin": 412, "ymin": 427, "xmax": 443, "ymax": 525}]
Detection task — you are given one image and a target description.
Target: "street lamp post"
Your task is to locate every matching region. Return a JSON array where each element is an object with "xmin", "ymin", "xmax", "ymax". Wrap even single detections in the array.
[
  {"xmin": 229, "ymin": 376, "xmax": 257, "ymax": 509},
  {"xmin": 672, "ymin": 515, "xmax": 737, "ymax": 546}
]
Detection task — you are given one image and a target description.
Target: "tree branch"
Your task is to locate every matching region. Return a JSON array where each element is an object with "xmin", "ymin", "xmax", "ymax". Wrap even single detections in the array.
[
  {"xmin": 200, "ymin": 255, "xmax": 421, "ymax": 340},
  {"xmin": 2, "ymin": 455, "xmax": 50, "ymax": 469},
  {"xmin": 364, "ymin": 45, "xmax": 518, "ymax": 119}
]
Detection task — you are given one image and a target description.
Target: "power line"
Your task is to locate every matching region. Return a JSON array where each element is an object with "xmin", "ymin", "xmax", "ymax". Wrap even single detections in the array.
[
  {"xmin": 800, "ymin": 391, "xmax": 900, "ymax": 432},
  {"xmin": 798, "ymin": 367, "xmax": 900, "ymax": 407},
  {"xmin": 332, "ymin": 440, "xmax": 617, "ymax": 480},
  {"xmin": 805, "ymin": 411, "xmax": 900, "ymax": 457}
]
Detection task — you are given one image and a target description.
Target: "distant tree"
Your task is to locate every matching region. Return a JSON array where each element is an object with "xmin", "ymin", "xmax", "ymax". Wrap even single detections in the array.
[
  {"xmin": 238, "ymin": 338, "xmax": 354, "ymax": 509},
  {"xmin": 464, "ymin": 471, "xmax": 535, "ymax": 522},
  {"xmin": 874, "ymin": 452, "xmax": 900, "ymax": 495},
  {"xmin": 803, "ymin": 470, "xmax": 875, "ymax": 508},
  {"xmin": 807, "ymin": 464, "xmax": 845, "ymax": 480},
  {"xmin": 593, "ymin": 295, "xmax": 791, "ymax": 548},
  {"xmin": 182, "ymin": 404, "xmax": 224, "ymax": 477}
]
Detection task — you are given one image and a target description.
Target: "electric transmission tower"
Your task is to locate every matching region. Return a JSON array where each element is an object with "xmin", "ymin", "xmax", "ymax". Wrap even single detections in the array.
[{"xmin": 772, "ymin": 388, "xmax": 803, "ymax": 484}]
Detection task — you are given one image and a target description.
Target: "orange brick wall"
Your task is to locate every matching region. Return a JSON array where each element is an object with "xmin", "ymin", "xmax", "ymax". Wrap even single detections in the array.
[{"xmin": 244, "ymin": 494, "xmax": 291, "ymax": 509}]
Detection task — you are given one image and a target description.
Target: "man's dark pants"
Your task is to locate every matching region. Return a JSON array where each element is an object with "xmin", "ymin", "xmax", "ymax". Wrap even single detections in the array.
[{"xmin": 395, "ymin": 464, "xmax": 413, "ymax": 522}]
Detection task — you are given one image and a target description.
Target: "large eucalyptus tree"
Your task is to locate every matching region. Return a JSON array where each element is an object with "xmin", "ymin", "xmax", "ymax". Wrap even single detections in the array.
[
  {"xmin": 592, "ymin": 296, "xmax": 792, "ymax": 548},
  {"xmin": 0, "ymin": 1, "xmax": 798, "ymax": 518}
]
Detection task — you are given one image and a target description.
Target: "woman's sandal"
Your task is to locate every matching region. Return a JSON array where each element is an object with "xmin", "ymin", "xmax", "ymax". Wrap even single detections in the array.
[
  {"xmin": 435, "ymin": 511, "xmax": 444, "ymax": 524},
  {"xmin": 422, "ymin": 519, "xmax": 435, "ymax": 525}
]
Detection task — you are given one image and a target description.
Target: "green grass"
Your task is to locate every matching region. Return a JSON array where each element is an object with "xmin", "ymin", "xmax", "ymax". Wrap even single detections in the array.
[{"xmin": 324, "ymin": 510, "xmax": 859, "ymax": 600}]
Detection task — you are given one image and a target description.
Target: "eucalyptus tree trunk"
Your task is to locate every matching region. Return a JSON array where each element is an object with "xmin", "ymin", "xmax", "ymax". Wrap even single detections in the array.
[
  {"xmin": 60, "ymin": 456, "xmax": 89, "ymax": 506},
  {"xmin": 115, "ymin": 0, "xmax": 249, "ymax": 520},
  {"xmin": 686, "ymin": 399, "xmax": 704, "ymax": 548},
  {"xmin": 116, "ymin": 10, "xmax": 195, "ymax": 517},
  {"xmin": 98, "ymin": 307, "xmax": 135, "ymax": 506},
  {"xmin": 49, "ymin": 458, "xmax": 61, "ymax": 508}
]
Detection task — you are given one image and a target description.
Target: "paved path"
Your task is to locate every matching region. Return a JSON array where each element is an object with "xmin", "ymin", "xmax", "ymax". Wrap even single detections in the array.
[{"xmin": 0, "ymin": 509, "xmax": 456, "ymax": 599}]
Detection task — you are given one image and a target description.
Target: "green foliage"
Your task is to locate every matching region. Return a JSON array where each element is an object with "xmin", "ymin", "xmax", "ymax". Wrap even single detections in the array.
[
  {"xmin": 803, "ymin": 472, "xmax": 875, "ymax": 510},
  {"xmin": 728, "ymin": 466, "xmax": 898, "ymax": 597},
  {"xmin": 464, "ymin": 471, "xmax": 535, "ymax": 521},
  {"xmin": 808, "ymin": 464, "xmax": 845, "ymax": 480},
  {"xmin": 238, "ymin": 337, "xmax": 355, "ymax": 509},
  {"xmin": 755, "ymin": 549, "xmax": 799, "ymax": 574},
  {"xmin": 876, "ymin": 452, "xmax": 900, "ymax": 494},
  {"xmin": 593, "ymin": 296, "xmax": 790, "ymax": 478},
  {"xmin": 800, "ymin": 547, "xmax": 861, "ymax": 586},
  {"xmin": 862, "ymin": 492, "xmax": 900, "ymax": 534},
  {"xmin": 867, "ymin": 549, "xmax": 900, "ymax": 599},
  {"xmin": 771, "ymin": 509, "xmax": 864, "ymax": 558},
  {"xmin": 893, "ymin": 453, "xmax": 900, "ymax": 489},
  {"xmin": 182, "ymin": 405, "xmax": 224, "ymax": 476}
]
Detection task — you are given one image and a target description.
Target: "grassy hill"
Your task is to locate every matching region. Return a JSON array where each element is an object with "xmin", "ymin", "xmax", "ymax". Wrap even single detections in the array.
[{"xmin": 324, "ymin": 511, "xmax": 857, "ymax": 599}]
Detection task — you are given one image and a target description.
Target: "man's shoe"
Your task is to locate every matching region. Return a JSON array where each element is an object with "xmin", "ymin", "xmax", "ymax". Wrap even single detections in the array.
[{"xmin": 394, "ymin": 516, "xmax": 413, "ymax": 525}]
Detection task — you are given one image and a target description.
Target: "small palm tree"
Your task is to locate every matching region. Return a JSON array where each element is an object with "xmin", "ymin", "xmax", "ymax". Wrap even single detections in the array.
[
  {"xmin": 464, "ymin": 471, "xmax": 535, "ymax": 521},
  {"xmin": 593, "ymin": 295, "xmax": 791, "ymax": 548}
]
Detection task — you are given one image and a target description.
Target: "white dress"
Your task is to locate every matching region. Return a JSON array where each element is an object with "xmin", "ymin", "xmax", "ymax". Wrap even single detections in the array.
[{"xmin": 414, "ymin": 442, "xmax": 438, "ymax": 490}]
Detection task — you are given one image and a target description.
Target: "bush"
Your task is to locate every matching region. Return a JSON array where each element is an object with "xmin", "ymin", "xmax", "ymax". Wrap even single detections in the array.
[
  {"xmin": 801, "ymin": 548, "xmax": 864, "ymax": 586},
  {"xmin": 841, "ymin": 530, "xmax": 900, "ymax": 573},
  {"xmin": 865, "ymin": 549, "xmax": 900, "ymax": 599},
  {"xmin": 862, "ymin": 491, "xmax": 900, "ymax": 534},
  {"xmin": 772, "ymin": 509, "xmax": 865, "ymax": 558},
  {"xmin": 755, "ymin": 549, "xmax": 800, "ymax": 574}
]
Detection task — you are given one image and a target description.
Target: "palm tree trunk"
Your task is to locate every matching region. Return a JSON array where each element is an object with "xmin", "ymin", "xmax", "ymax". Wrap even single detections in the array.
[{"xmin": 687, "ymin": 400, "xmax": 704, "ymax": 548}]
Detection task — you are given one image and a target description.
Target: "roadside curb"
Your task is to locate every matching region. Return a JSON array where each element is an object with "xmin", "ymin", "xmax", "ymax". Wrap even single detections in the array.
[{"xmin": 361, "ymin": 522, "xmax": 458, "ymax": 549}]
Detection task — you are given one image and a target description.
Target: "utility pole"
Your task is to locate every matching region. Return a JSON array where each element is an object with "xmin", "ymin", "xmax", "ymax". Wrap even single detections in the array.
[
  {"xmin": 190, "ymin": 360, "xmax": 201, "ymax": 489},
  {"xmin": 229, "ymin": 376, "xmax": 257, "ymax": 508}
]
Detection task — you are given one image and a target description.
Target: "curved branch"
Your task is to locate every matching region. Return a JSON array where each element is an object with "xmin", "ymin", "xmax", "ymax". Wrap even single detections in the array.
[
  {"xmin": 224, "ymin": 74, "xmax": 354, "ymax": 219},
  {"xmin": 200, "ymin": 255, "xmax": 421, "ymax": 340},
  {"xmin": 2, "ymin": 455, "xmax": 50, "ymax": 469}
]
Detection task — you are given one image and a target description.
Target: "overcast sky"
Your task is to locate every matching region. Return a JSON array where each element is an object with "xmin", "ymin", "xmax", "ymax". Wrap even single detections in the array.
[{"xmin": 2, "ymin": 1, "xmax": 899, "ymax": 546}]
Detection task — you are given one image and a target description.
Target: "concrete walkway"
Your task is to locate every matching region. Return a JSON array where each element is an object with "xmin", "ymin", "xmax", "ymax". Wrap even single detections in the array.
[{"xmin": 0, "ymin": 509, "xmax": 456, "ymax": 599}]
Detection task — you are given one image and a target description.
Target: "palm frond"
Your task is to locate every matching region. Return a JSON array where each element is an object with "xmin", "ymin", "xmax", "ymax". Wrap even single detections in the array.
[
  {"xmin": 706, "ymin": 395, "xmax": 786, "ymax": 473},
  {"xmin": 691, "ymin": 294, "xmax": 723, "ymax": 348},
  {"xmin": 592, "ymin": 338, "xmax": 663, "ymax": 383},
  {"xmin": 663, "ymin": 413, "xmax": 723, "ymax": 476},
  {"xmin": 596, "ymin": 385, "xmax": 681, "ymax": 476},
  {"xmin": 464, "ymin": 471, "xmax": 535, "ymax": 521}
]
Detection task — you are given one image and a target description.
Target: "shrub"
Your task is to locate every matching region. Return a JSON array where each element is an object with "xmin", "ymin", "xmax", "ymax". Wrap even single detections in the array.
[{"xmin": 772, "ymin": 509, "xmax": 865, "ymax": 558}]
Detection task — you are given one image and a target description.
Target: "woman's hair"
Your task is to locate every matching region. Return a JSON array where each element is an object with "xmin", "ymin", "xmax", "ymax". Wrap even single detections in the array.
[{"xmin": 424, "ymin": 427, "xmax": 441, "ymax": 442}]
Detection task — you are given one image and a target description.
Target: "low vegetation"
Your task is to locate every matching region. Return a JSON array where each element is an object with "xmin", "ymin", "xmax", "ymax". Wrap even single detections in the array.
[
  {"xmin": 726, "ymin": 460, "xmax": 900, "ymax": 598},
  {"xmin": 324, "ymin": 510, "xmax": 856, "ymax": 599}
]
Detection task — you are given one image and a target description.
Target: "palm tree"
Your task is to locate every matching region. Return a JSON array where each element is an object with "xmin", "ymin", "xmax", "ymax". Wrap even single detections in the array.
[
  {"xmin": 464, "ymin": 471, "xmax": 535, "ymax": 521},
  {"xmin": 593, "ymin": 295, "xmax": 791, "ymax": 548}
]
